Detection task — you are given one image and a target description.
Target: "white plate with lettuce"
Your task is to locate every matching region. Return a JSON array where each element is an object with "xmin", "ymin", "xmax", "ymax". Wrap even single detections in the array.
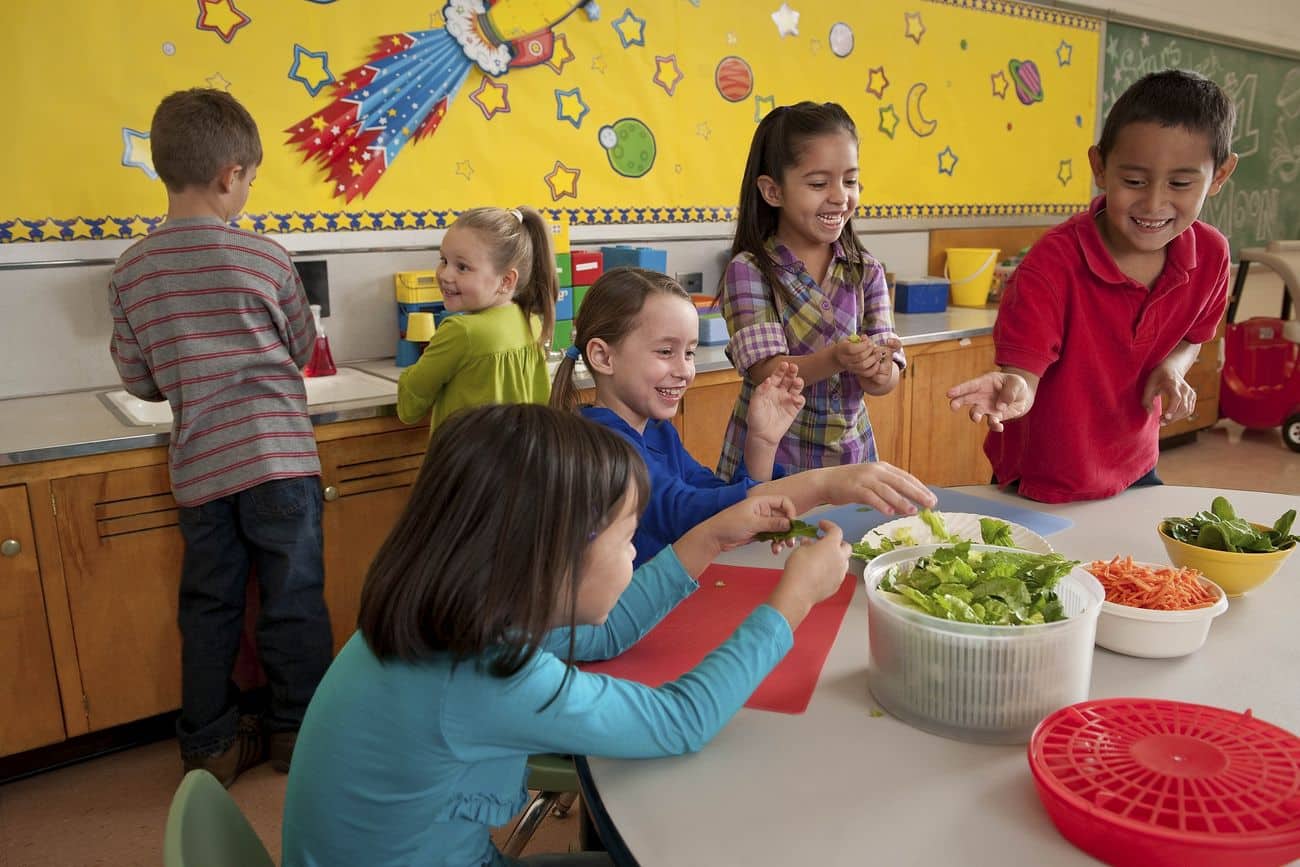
[{"xmin": 852, "ymin": 510, "xmax": 1053, "ymax": 562}]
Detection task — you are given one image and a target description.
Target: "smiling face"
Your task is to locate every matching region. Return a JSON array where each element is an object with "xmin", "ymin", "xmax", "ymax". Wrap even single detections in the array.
[
  {"xmin": 589, "ymin": 292, "xmax": 698, "ymax": 432},
  {"xmin": 436, "ymin": 225, "xmax": 517, "ymax": 313},
  {"xmin": 759, "ymin": 129, "xmax": 860, "ymax": 258},
  {"xmin": 1088, "ymin": 121, "xmax": 1236, "ymax": 267},
  {"xmin": 571, "ymin": 488, "xmax": 640, "ymax": 626}
]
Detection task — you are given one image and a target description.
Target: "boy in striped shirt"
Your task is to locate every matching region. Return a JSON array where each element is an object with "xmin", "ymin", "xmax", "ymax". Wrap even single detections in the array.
[{"xmin": 108, "ymin": 89, "xmax": 332, "ymax": 787}]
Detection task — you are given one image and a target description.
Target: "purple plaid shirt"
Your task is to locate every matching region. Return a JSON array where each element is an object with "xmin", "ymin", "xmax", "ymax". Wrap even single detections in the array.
[{"xmin": 717, "ymin": 238, "xmax": 901, "ymax": 479}]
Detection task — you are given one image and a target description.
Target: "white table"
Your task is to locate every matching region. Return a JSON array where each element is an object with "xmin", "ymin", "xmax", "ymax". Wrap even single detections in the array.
[{"xmin": 582, "ymin": 485, "xmax": 1300, "ymax": 866}]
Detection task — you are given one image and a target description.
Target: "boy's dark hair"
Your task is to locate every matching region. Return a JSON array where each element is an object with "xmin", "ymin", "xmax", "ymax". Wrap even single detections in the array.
[
  {"xmin": 722, "ymin": 100, "xmax": 869, "ymax": 303},
  {"xmin": 1098, "ymin": 69, "xmax": 1236, "ymax": 168},
  {"xmin": 451, "ymin": 206, "xmax": 558, "ymax": 345},
  {"xmin": 150, "ymin": 88, "xmax": 263, "ymax": 191},
  {"xmin": 550, "ymin": 267, "xmax": 691, "ymax": 414},
  {"xmin": 358, "ymin": 403, "xmax": 650, "ymax": 682}
]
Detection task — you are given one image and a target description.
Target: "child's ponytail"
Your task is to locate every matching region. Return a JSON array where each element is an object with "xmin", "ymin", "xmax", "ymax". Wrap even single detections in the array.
[
  {"xmin": 549, "ymin": 345, "xmax": 585, "ymax": 415},
  {"xmin": 514, "ymin": 206, "xmax": 557, "ymax": 346}
]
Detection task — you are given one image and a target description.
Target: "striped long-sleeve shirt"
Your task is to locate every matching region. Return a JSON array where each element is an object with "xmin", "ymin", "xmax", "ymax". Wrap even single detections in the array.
[{"xmin": 108, "ymin": 218, "xmax": 321, "ymax": 506}]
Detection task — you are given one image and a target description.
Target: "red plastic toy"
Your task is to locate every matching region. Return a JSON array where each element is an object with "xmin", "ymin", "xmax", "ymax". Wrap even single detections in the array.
[{"xmin": 1220, "ymin": 241, "xmax": 1300, "ymax": 452}]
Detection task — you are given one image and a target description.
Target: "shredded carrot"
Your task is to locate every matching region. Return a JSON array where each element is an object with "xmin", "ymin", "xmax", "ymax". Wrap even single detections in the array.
[{"xmin": 1085, "ymin": 556, "xmax": 1219, "ymax": 611}]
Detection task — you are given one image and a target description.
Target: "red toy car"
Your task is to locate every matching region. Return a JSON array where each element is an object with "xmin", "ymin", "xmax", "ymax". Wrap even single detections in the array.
[{"xmin": 1220, "ymin": 241, "xmax": 1300, "ymax": 452}]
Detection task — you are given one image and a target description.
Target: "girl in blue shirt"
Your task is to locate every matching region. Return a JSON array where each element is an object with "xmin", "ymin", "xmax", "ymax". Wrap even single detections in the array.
[
  {"xmin": 281, "ymin": 403, "xmax": 851, "ymax": 867},
  {"xmin": 551, "ymin": 267, "xmax": 936, "ymax": 567}
]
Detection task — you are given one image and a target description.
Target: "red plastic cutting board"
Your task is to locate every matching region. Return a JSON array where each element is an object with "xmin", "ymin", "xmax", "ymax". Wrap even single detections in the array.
[{"xmin": 579, "ymin": 564, "xmax": 855, "ymax": 714}]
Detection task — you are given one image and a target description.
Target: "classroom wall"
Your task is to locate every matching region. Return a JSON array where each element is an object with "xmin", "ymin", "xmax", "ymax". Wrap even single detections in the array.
[{"xmin": 1056, "ymin": 0, "xmax": 1300, "ymax": 57}]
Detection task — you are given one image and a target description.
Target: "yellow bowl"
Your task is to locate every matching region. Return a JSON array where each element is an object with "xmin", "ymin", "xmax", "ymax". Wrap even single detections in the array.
[{"xmin": 1157, "ymin": 521, "xmax": 1295, "ymax": 596}]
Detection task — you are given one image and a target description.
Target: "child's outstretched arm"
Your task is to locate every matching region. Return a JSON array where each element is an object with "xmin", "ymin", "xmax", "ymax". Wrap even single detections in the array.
[
  {"xmin": 946, "ymin": 367, "xmax": 1039, "ymax": 432},
  {"xmin": 749, "ymin": 460, "xmax": 935, "ymax": 517},
  {"xmin": 673, "ymin": 494, "xmax": 799, "ymax": 576},
  {"xmin": 848, "ymin": 334, "xmax": 903, "ymax": 396},
  {"xmin": 743, "ymin": 362, "xmax": 805, "ymax": 481},
  {"xmin": 1142, "ymin": 341, "xmax": 1200, "ymax": 423}
]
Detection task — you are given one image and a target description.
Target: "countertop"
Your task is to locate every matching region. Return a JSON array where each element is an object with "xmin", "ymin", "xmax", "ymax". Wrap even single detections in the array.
[{"xmin": 0, "ymin": 308, "xmax": 996, "ymax": 466}]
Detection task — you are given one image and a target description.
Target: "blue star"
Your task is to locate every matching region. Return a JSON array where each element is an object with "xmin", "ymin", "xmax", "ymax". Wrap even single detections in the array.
[
  {"xmin": 120, "ymin": 128, "xmax": 158, "ymax": 180},
  {"xmin": 555, "ymin": 87, "xmax": 590, "ymax": 128},
  {"xmin": 1056, "ymin": 39, "xmax": 1073, "ymax": 67},
  {"xmin": 612, "ymin": 8, "xmax": 646, "ymax": 48},
  {"xmin": 288, "ymin": 43, "xmax": 334, "ymax": 97},
  {"xmin": 937, "ymin": 146, "xmax": 958, "ymax": 176}
]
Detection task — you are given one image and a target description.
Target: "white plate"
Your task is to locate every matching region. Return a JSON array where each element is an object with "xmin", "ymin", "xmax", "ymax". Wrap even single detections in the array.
[{"xmin": 858, "ymin": 512, "xmax": 1053, "ymax": 557}]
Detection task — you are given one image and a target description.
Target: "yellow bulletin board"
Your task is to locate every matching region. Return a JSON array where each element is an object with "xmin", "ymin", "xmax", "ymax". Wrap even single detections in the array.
[{"xmin": 0, "ymin": 0, "xmax": 1100, "ymax": 243}]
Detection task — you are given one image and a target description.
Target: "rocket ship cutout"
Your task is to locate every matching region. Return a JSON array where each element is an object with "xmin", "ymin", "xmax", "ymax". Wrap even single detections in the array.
[{"xmin": 286, "ymin": 0, "xmax": 600, "ymax": 201}]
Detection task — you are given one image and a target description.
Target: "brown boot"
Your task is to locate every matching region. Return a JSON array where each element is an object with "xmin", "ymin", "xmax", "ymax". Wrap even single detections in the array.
[
  {"xmin": 182, "ymin": 715, "xmax": 266, "ymax": 788},
  {"xmin": 268, "ymin": 730, "xmax": 297, "ymax": 773}
]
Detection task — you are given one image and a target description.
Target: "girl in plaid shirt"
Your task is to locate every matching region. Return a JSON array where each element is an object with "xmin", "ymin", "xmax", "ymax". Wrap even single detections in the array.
[{"xmin": 718, "ymin": 101, "xmax": 905, "ymax": 479}]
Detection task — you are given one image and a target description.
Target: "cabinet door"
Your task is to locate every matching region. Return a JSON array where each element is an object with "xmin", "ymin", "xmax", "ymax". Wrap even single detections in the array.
[
  {"xmin": 51, "ymin": 465, "xmax": 184, "ymax": 731},
  {"xmin": 680, "ymin": 380, "xmax": 741, "ymax": 470},
  {"xmin": 866, "ymin": 377, "xmax": 910, "ymax": 468},
  {"xmin": 318, "ymin": 427, "xmax": 428, "ymax": 651},
  {"xmin": 0, "ymin": 485, "xmax": 66, "ymax": 756},
  {"xmin": 907, "ymin": 339, "xmax": 996, "ymax": 487}
]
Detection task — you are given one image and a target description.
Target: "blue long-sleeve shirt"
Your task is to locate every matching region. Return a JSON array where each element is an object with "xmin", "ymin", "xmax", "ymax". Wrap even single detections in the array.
[
  {"xmin": 582, "ymin": 406, "xmax": 780, "ymax": 567},
  {"xmin": 280, "ymin": 545, "xmax": 794, "ymax": 867}
]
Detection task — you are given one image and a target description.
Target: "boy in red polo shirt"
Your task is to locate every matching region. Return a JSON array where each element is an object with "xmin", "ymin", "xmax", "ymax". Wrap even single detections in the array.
[{"xmin": 947, "ymin": 70, "xmax": 1238, "ymax": 502}]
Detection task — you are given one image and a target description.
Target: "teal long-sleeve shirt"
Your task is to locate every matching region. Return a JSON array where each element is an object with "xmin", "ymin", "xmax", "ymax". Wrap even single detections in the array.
[{"xmin": 280, "ymin": 545, "xmax": 794, "ymax": 867}]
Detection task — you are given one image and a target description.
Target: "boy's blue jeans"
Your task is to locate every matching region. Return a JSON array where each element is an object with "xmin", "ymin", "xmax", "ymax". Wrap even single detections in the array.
[{"xmin": 175, "ymin": 476, "xmax": 333, "ymax": 759}]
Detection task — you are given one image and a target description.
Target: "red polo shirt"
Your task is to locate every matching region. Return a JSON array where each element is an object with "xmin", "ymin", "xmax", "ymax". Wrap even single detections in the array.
[{"xmin": 986, "ymin": 195, "xmax": 1229, "ymax": 502}]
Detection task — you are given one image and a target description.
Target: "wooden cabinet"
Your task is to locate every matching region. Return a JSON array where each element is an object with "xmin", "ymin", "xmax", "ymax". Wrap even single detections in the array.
[
  {"xmin": 1160, "ymin": 329, "xmax": 1224, "ymax": 441},
  {"xmin": 0, "ymin": 485, "xmax": 66, "ymax": 757},
  {"xmin": 679, "ymin": 370, "xmax": 742, "ymax": 470},
  {"xmin": 905, "ymin": 337, "xmax": 997, "ymax": 487}
]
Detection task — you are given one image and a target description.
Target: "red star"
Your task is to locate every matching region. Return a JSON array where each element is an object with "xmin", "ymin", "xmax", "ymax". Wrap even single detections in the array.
[{"xmin": 195, "ymin": 0, "xmax": 251, "ymax": 44}]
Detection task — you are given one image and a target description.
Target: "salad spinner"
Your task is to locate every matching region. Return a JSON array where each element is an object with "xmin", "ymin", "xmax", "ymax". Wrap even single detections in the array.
[{"xmin": 1028, "ymin": 698, "xmax": 1300, "ymax": 866}]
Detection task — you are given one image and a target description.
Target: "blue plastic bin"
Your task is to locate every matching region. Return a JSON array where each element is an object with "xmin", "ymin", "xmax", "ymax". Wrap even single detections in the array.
[
  {"xmin": 894, "ymin": 277, "xmax": 950, "ymax": 314},
  {"xmin": 600, "ymin": 245, "xmax": 668, "ymax": 274},
  {"xmin": 698, "ymin": 313, "xmax": 730, "ymax": 346},
  {"xmin": 556, "ymin": 286, "xmax": 573, "ymax": 321}
]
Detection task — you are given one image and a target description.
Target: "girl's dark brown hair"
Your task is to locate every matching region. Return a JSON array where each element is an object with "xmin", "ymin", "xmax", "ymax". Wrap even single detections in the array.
[
  {"xmin": 358, "ymin": 403, "xmax": 649, "ymax": 680},
  {"xmin": 550, "ymin": 266, "xmax": 692, "ymax": 413},
  {"xmin": 451, "ymin": 206, "xmax": 558, "ymax": 344},
  {"xmin": 720, "ymin": 100, "xmax": 868, "ymax": 305}
]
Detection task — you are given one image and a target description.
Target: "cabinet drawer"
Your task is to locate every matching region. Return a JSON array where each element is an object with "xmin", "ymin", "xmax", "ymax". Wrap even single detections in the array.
[{"xmin": 1161, "ymin": 397, "xmax": 1220, "ymax": 439}]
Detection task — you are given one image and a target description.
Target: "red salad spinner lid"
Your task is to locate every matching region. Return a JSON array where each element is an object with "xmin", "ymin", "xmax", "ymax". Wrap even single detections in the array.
[{"xmin": 1029, "ymin": 698, "xmax": 1300, "ymax": 855}]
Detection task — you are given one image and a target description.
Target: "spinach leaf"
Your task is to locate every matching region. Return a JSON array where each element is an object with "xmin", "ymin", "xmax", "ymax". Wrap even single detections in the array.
[
  {"xmin": 755, "ymin": 519, "xmax": 821, "ymax": 543},
  {"xmin": 1163, "ymin": 498, "xmax": 1300, "ymax": 553}
]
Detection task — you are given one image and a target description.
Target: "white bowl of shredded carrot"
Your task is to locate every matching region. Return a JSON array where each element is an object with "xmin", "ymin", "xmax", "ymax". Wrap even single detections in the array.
[{"xmin": 1085, "ymin": 557, "xmax": 1229, "ymax": 658}]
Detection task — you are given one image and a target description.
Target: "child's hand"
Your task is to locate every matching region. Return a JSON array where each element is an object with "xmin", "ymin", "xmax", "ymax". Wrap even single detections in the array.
[
  {"xmin": 860, "ymin": 335, "xmax": 902, "ymax": 384},
  {"xmin": 766, "ymin": 522, "xmax": 851, "ymax": 630},
  {"xmin": 818, "ymin": 462, "xmax": 936, "ymax": 516},
  {"xmin": 707, "ymin": 495, "xmax": 800, "ymax": 552},
  {"xmin": 832, "ymin": 335, "xmax": 876, "ymax": 376},
  {"xmin": 947, "ymin": 372, "xmax": 1034, "ymax": 431},
  {"xmin": 1142, "ymin": 362, "xmax": 1196, "ymax": 423},
  {"xmin": 746, "ymin": 361, "xmax": 805, "ymax": 445}
]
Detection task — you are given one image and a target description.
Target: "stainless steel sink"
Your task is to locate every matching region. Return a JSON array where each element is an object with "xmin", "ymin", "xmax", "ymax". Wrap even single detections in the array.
[{"xmin": 99, "ymin": 367, "xmax": 397, "ymax": 427}]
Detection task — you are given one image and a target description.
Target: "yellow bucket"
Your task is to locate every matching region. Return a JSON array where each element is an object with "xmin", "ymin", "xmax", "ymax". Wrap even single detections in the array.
[{"xmin": 944, "ymin": 248, "xmax": 1000, "ymax": 307}]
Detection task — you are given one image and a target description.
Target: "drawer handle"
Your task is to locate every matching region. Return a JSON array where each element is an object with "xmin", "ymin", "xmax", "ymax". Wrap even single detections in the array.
[
  {"xmin": 1, "ymin": 538, "xmax": 20, "ymax": 557},
  {"xmin": 323, "ymin": 485, "xmax": 340, "ymax": 502}
]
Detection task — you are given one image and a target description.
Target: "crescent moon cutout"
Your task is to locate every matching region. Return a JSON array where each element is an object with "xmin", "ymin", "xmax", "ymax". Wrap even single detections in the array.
[{"xmin": 906, "ymin": 82, "xmax": 938, "ymax": 137}]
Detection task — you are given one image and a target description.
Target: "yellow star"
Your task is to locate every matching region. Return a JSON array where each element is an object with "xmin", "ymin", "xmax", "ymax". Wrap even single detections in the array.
[
  {"xmin": 653, "ymin": 55, "xmax": 684, "ymax": 96},
  {"xmin": 197, "ymin": 0, "xmax": 250, "ymax": 43},
  {"xmin": 286, "ymin": 213, "xmax": 307, "ymax": 232},
  {"xmin": 557, "ymin": 91, "xmax": 587, "ymax": 125},
  {"xmin": 544, "ymin": 161, "xmax": 580, "ymax": 200},
  {"xmin": 470, "ymin": 75, "xmax": 510, "ymax": 119},
  {"xmin": 546, "ymin": 33, "xmax": 575, "ymax": 74},
  {"xmin": 390, "ymin": 35, "xmax": 402, "ymax": 46},
  {"xmin": 350, "ymin": 160, "xmax": 364, "ymax": 177},
  {"xmin": 128, "ymin": 217, "xmax": 152, "ymax": 237},
  {"xmin": 293, "ymin": 51, "xmax": 332, "ymax": 94},
  {"xmin": 456, "ymin": 160, "xmax": 474, "ymax": 180},
  {"xmin": 379, "ymin": 211, "xmax": 398, "ymax": 229},
  {"xmin": 401, "ymin": 126, "xmax": 410, "ymax": 136},
  {"xmin": 69, "ymin": 218, "xmax": 94, "ymax": 239},
  {"xmin": 235, "ymin": 214, "xmax": 258, "ymax": 231},
  {"xmin": 7, "ymin": 221, "xmax": 32, "ymax": 241},
  {"xmin": 591, "ymin": 54, "xmax": 607, "ymax": 73},
  {"xmin": 310, "ymin": 114, "xmax": 328, "ymax": 131},
  {"xmin": 866, "ymin": 66, "xmax": 889, "ymax": 99},
  {"xmin": 904, "ymin": 11, "xmax": 926, "ymax": 44},
  {"xmin": 34, "ymin": 219, "xmax": 61, "ymax": 240},
  {"xmin": 206, "ymin": 72, "xmax": 232, "ymax": 91},
  {"xmin": 357, "ymin": 213, "xmax": 378, "ymax": 230},
  {"xmin": 991, "ymin": 70, "xmax": 1010, "ymax": 99},
  {"xmin": 387, "ymin": 108, "xmax": 397, "ymax": 117}
]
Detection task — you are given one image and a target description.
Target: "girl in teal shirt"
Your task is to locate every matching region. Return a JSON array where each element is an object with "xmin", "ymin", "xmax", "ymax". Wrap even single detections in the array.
[{"xmin": 281, "ymin": 403, "xmax": 850, "ymax": 867}]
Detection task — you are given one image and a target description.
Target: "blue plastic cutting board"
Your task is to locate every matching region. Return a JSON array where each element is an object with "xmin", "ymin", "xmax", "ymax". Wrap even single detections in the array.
[{"xmin": 811, "ymin": 487, "xmax": 1073, "ymax": 541}]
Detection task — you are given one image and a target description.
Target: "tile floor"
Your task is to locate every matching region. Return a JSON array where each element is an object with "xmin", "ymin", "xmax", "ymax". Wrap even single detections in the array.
[{"xmin": 1, "ymin": 421, "xmax": 1294, "ymax": 867}]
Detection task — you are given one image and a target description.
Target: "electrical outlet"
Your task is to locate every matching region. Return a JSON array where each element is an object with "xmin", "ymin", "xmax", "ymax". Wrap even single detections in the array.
[
  {"xmin": 295, "ymin": 259, "xmax": 330, "ymax": 316},
  {"xmin": 677, "ymin": 271, "xmax": 703, "ymax": 295}
]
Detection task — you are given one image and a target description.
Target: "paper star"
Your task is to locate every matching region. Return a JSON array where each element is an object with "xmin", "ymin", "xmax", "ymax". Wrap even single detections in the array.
[
  {"xmin": 1140, "ymin": 32, "xmax": 1150, "ymax": 47},
  {"xmin": 653, "ymin": 55, "xmax": 684, "ymax": 96},
  {"xmin": 1106, "ymin": 36, "xmax": 1118, "ymax": 60},
  {"xmin": 591, "ymin": 54, "xmax": 607, "ymax": 73},
  {"xmin": 866, "ymin": 66, "xmax": 889, "ymax": 99},
  {"xmin": 544, "ymin": 161, "xmax": 580, "ymax": 200},
  {"xmin": 286, "ymin": 213, "xmax": 307, "ymax": 232},
  {"xmin": 991, "ymin": 70, "xmax": 1010, "ymax": 99},
  {"xmin": 4, "ymin": 221, "xmax": 29, "ymax": 241},
  {"xmin": 456, "ymin": 160, "xmax": 474, "ymax": 180},
  {"xmin": 288, "ymin": 44, "xmax": 334, "ymax": 96},
  {"xmin": 128, "ymin": 217, "xmax": 153, "ymax": 237},
  {"xmin": 808, "ymin": 39, "xmax": 822, "ymax": 55},
  {"xmin": 612, "ymin": 9, "xmax": 646, "ymax": 48},
  {"xmin": 196, "ymin": 0, "xmax": 251, "ymax": 44},
  {"xmin": 69, "ymin": 218, "xmax": 94, "ymax": 239},
  {"xmin": 726, "ymin": 32, "xmax": 738, "ymax": 45},
  {"xmin": 236, "ymin": 214, "xmax": 259, "ymax": 232},
  {"xmin": 555, "ymin": 87, "xmax": 589, "ymax": 128},
  {"xmin": 771, "ymin": 3, "xmax": 799, "ymax": 37},
  {"xmin": 378, "ymin": 212, "xmax": 398, "ymax": 229},
  {"xmin": 1056, "ymin": 40, "xmax": 1073, "ymax": 67},
  {"xmin": 904, "ymin": 10, "xmax": 925, "ymax": 45},
  {"xmin": 546, "ymin": 33, "xmax": 575, "ymax": 74},
  {"xmin": 753, "ymin": 93, "xmax": 776, "ymax": 123},
  {"xmin": 206, "ymin": 72, "xmax": 232, "ymax": 91},
  {"xmin": 696, "ymin": 122, "xmax": 712, "ymax": 139},
  {"xmin": 937, "ymin": 146, "xmax": 958, "ymax": 175},
  {"xmin": 470, "ymin": 75, "xmax": 510, "ymax": 120},
  {"xmin": 878, "ymin": 105, "xmax": 900, "ymax": 138},
  {"xmin": 120, "ymin": 128, "xmax": 157, "ymax": 180},
  {"xmin": 1057, "ymin": 159, "xmax": 1073, "ymax": 186},
  {"xmin": 33, "ymin": 220, "xmax": 61, "ymax": 241}
]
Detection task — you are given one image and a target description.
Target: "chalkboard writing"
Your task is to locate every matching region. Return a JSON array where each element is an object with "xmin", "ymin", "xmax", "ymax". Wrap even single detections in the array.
[{"xmin": 1103, "ymin": 23, "xmax": 1300, "ymax": 258}]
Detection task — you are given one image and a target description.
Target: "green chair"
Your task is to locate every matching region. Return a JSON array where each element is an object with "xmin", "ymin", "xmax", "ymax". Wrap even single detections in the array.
[
  {"xmin": 163, "ymin": 769, "xmax": 275, "ymax": 867},
  {"xmin": 501, "ymin": 754, "xmax": 580, "ymax": 857}
]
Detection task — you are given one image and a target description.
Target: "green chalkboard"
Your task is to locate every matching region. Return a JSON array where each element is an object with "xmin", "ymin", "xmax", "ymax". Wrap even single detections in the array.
[{"xmin": 1103, "ymin": 23, "xmax": 1300, "ymax": 258}]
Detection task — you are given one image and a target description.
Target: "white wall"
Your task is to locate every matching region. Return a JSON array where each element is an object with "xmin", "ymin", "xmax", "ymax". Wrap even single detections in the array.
[{"xmin": 1055, "ymin": 0, "xmax": 1300, "ymax": 56}]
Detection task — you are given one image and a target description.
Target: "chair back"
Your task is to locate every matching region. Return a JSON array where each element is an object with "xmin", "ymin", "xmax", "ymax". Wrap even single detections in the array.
[{"xmin": 163, "ymin": 770, "xmax": 275, "ymax": 867}]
